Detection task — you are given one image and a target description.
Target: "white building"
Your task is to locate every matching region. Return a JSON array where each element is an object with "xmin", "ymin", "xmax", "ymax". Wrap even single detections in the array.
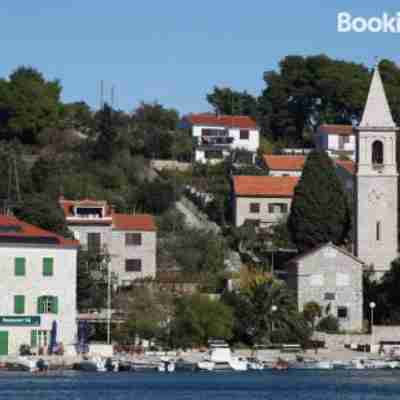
[
  {"xmin": 314, "ymin": 124, "xmax": 356, "ymax": 160},
  {"xmin": 59, "ymin": 198, "xmax": 157, "ymax": 286},
  {"xmin": 181, "ymin": 113, "xmax": 259, "ymax": 164},
  {"xmin": 262, "ymin": 155, "xmax": 305, "ymax": 177},
  {"xmin": 232, "ymin": 175, "xmax": 299, "ymax": 229},
  {"xmin": 0, "ymin": 215, "xmax": 79, "ymax": 355}
]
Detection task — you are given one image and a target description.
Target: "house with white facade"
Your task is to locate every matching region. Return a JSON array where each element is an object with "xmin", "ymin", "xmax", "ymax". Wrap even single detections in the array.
[
  {"xmin": 59, "ymin": 198, "xmax": 157, "ymax": 286},
  {"xmin": 262, "ymin": 155, "xmax": 306, "ymax": 177},
  {"xmin": 314, "ymin": 124, "xmax": 356, "ymax": 160},
  {"xmin": 181, "ymin": 113, "xmax": 259, "ymax": 164},
  {"xmin": 232, "ymin": 175, "xmax": 299, "ymax": 229},
  {"xmin": 0, "ymin": 215, "xmax": 79, "ymax": 355}
]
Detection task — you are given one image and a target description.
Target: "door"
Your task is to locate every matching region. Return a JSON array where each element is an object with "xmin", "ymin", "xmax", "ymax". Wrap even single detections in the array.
[{"xmin": 0, "ymin": 332, "xmax": 9, "ymax": 355}]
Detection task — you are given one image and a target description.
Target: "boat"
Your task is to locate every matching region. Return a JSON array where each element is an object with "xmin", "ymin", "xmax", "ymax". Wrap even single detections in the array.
[
  {"xmin": 74, "ymin": 356, "xmax": 107, "ymax": 372},
  {"xmin": 105, "ymin": 357, "xmax": 119, "ymax": 372},
  {"xmin": 206, "ymin": 339, "xmax": 248, "ymax": 371},
  {"xmin": 157, "ymin": 358, "xmax": 175, "ymax": 373},
  {"xmin": 303, "ymin": 360, "xmax": 334, "ymax": 370},
  {"xmin": 247, "ymin": 358, "xmax": 264, "ymax": 371},
  {"xmin": 6, "ymin": 357, "xmax": 47, "ymax": 372},
  {"xmin": 130, "ymin": 360, "xmax": 159, "ymax": 372},
  {"xmin": 196, "ymin": 360, "xmax": 214, "ymax": 371}
]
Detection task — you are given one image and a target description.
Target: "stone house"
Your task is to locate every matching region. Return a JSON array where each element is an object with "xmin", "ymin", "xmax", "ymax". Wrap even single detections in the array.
[
  {"xmin": 232, "ymin": 175, "xmax": 299, "ymax": 229},
  {"xmin": 0, "ymin": 215, "xmax": 79, "ymax": 355},
  {"xmin": 59, "ymin": 198, "xmax": 157, "ymax": 286},
  {"xmin": 284, "ymin": 243, "xmax": 363, "ymax": 332}
]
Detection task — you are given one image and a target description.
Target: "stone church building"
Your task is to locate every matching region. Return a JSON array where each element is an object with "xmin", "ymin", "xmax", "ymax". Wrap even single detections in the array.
[{"xmin": 286, "ymin": 66, "xmax": 398, "ymax": 331}]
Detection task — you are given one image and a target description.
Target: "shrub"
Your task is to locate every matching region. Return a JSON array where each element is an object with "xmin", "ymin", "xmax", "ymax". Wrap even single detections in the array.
[{"xmin": 316, "ymin": 315, "xmax": 339, "ymax": 333}]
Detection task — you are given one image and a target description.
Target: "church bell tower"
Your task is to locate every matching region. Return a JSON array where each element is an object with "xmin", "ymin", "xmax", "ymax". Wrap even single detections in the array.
[{"xmin": 355, "ymin": 66, "xmax": 398, "ymax": 273}]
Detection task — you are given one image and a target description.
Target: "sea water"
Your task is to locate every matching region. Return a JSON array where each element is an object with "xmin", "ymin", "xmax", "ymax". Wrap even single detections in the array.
[{"xmin": 0, "ymin": 370, "xmax": 399, "ymax": 399}]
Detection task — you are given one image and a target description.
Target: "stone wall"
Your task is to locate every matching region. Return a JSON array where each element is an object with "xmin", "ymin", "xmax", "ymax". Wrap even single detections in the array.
[
  {"xmin": 313, "ymin": 326, "xmax": 400, "ymax": 349},
  {"xmin": 150, "ymin": 160, "xmax": 191, "ymax": 172}
]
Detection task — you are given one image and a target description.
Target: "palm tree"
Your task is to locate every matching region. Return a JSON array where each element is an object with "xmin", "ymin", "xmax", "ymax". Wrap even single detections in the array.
[{"xmin": 243, "ymin": 276, "xmax": 309, "ymax": 345}]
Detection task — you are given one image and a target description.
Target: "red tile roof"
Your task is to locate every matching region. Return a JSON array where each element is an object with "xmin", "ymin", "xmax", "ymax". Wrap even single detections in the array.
[
  {"xmin": 318, "ymin": 124, "xmax": 354, "ymax": 136},
  {"xmin": 112, "ymin": 213, "xmax": 156, "ymax": 232},
  {"xmin": 0, "ymin": 215, "xmax": 78, "ymax": 248},
  {"xmin": 59, "ymin": 197, "xmax": 156, "ymax": 231},
  {"xmin": 185, "ymin": 113, "xmax": 257, "ymax": 129},
  {"xmin": 335, "ymin": 160, "xmax": 356, "ymax": 175},
  {"xmin": 233, "ymin": 176, "xmax": 299, "ymax": 197},
  {"xmin": 263, "ymin": 155, "xmax": 306, "ymax": 171}
]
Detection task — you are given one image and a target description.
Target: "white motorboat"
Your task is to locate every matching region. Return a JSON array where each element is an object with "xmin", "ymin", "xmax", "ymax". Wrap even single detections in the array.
[
  {"xmin": 197, "ymin": 360, "xmax": 214, "ymax": 371},
  {"xmin": 247, "ymin": 358, "xmax": 264, "ymax": 370},
  {"xmin": 158, "ymin": 358, "xmax": 175, "ymax": 373},
  {"xmin": 206, "ymin": 340, "xmax": 248, "ymax": 371},
  {"xmin": 229, "ymin": 357, "xmax": 248, "ymax": 371},
  {"xmin": 76, "ymin": 356, "xmax": 107, "ymax": 372}
]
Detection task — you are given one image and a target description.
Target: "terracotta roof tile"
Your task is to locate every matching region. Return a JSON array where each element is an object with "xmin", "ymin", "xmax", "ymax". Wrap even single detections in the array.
[
  {"xmin": 185, "ymin": 113, "xmax": 257, "ymax": 129},
  {"xmin": 318, "ymin": 124, "xmax": 354, "ymax": 136},
  {"xmin": 0, "ymin": 215, "xmax": 78, "ymax": 248},
  {"xmin": 112, "ymin": 213, "xmax": 156, "ymax": 232},
  {"xmin": 263, "ymin": 155, "xmax": 306, "ymax": 171},
  {"xmin": 335, "ymin": 160, "xmax": 356, "ymax": 175},
  {"xmin": 233, "ymin": 176, "xmax": 299, "ymax": 197}
]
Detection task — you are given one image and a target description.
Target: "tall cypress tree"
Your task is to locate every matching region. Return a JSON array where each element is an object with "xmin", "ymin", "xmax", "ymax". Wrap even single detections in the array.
[{"xmin": 287, "ymin": 150, "xmax": 351, "ymax": 252}]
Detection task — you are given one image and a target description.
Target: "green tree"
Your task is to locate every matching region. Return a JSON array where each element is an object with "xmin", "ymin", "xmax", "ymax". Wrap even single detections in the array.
[
  {"xmin": 171, "ymin": 294, "xmax": 233, "ymax": 348},
  {"xmin": 302, "ymin": 301, "xmax": 322, "ymax": 330},
  {"xmin": 287, "ymin": 150, "xmax": 351, "ymax": 252},
  {"xmin": 13, "ymin": 193, "xmax": 71, "ymax": 238},
  {"xmin": 206, "ymin": 86, "xmax": 258, "ymax": 117},
  {"xmin": 0, "ymin": 66, "xmax": 62, "ymax": 144},
  {"xmin": 77, "ymin": 250, "xmax": 113, "ymax": 311},
  {"xmin": 114, "ymin": 285, "xmax": 174, "ymax": 346}
]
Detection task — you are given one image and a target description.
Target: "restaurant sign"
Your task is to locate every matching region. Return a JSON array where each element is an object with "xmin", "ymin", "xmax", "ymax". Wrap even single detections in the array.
[{"xmin": 0, "ymin": 316, "xmax": 41, "ymax": 326}]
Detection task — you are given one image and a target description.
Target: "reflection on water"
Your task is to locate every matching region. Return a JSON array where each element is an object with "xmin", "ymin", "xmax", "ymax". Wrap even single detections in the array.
[{"xmin": 0, "ymin": 370, "xmax": 399, "ymax": 399}]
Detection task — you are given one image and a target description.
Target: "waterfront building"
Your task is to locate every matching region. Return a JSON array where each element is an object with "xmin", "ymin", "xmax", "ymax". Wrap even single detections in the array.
[{"xmin": 0, "ymin": 215, "xmax": 78, "ymax": 355}]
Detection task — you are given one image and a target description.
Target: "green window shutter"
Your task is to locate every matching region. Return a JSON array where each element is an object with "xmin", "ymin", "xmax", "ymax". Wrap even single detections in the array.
[
  {"xmin": 43, "ymin": 258, "xmax": 54, "ymax": 276},
  {"xmin": 14, "ymin": 295, "xmax": 25, "ymax": 314},
  {"xmin": 52, "ymin": 297, "xmax": 58, "ymax": 314},
  {"xmin": 37, "ymin": 297, "xmax": 43, "ymax": 314},
  {"xmin": 15, "ymin": 258, "xmax": 26, "ymax": 276},
  {"xmin": 31, "ymin": 330, "xmax": 37, "ymax": 348}
]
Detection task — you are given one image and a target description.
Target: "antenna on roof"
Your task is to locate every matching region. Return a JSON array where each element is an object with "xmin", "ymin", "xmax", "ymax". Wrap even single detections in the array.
[{"xmin": 100, "ymin": 80, "xmax": 104, "ymax": 110}]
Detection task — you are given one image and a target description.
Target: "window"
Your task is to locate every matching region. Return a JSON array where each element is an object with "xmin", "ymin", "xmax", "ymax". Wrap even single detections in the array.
[
  {"xmin": 31, "ymin": 330, "xmax": 49, "ymax": 348},
  {"xmin": 240, "ymin": 130, "xmax": 249, "ymax": 140},
  {"xmin": 337, "ymin": 307, "xmax": 348, "ymax": 319},
  {"xmin": 125, "ymin": 259, "xmax": 142, "ymax": 272},
  {"xmin": 14, "ymin": 295, "xmax": 25, "ymax": 314},
  {"xmin": 372, "ymin": 140, "xmax": 384, "ymax": 165},
  {"xmin": 244, "ymin": 219, "xmax": 260, "ymax": 228},
  {"xmin": 324, "ymin": 292, "xmax": 336, "ymax": 300},
  {"xmin": 268, "ymin": 203, "xmax": 288, "ymax": 214},
  {"xmin": 126, "ymin": 233, "xmax": 142, "ymax": 246},
  {"xmin": 43, "ymin": 258, "xmax": 54, "ymax": 276},
  {"xmin": 376, "ymin": 221, "xmax": 381, "ymax": 241},
  {"xmin": 201, "ymin": 128, "xmax": 227, "ymax": 137},
  {"xmin": 249, "ymin": 203, "xmax": 260, "ymax": 213},
  {"xmin": 338, "ymin": 135, "xmax": 350, "ymax": 150},
  {"xmin": 37, "ymin": 296, "xmax": 58, "ymax": 314},
  {"xmin": 14, "ymin": 257, "xmax": 26, "ymax": 276}
]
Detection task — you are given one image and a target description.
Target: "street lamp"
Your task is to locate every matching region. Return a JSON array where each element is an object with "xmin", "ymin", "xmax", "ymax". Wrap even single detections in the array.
[{"xmin": 369, "ymin": 302, "xmax": 376, "ymax": 349}]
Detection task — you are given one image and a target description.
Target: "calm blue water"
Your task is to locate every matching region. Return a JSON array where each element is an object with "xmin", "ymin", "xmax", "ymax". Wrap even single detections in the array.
[{"xmin": 0, "ymin": 370, "xmax": 399, "ymax": 399}]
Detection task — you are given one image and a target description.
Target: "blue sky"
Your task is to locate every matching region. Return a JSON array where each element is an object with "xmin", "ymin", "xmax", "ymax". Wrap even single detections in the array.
[{"xmin": 1, "ymin": 1, "xmax": 400, "ymax": 115}]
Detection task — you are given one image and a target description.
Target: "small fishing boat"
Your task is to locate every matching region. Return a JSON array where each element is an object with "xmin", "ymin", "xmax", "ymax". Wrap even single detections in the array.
[
  {"xmin": 197, "ymin": 360, "xmax": 214, "ymax": 371},
  {"xmin": 131, "ymin": 360, "xmax": 158, "ymax": 372},
  {"xmin": 247, "ymin": 358, "xmax": 264, "ymax": 371}
]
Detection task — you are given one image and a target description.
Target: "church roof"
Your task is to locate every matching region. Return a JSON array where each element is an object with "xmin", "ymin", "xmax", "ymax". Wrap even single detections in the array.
[{"xmin": 359, "ymin": 67, "xmax": 396, "ymax": 129}]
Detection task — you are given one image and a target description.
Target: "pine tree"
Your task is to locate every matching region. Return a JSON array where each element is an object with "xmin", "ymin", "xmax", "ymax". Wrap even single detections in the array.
[{"xmin": 287, "ymin": 150, "xmax": 351, "ymax": 252}]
